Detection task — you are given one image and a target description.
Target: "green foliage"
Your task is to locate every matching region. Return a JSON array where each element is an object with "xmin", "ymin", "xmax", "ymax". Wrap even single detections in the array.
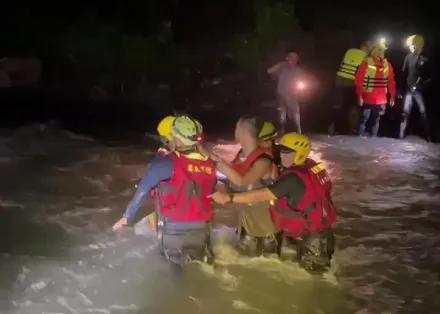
[{"xmin": 233, "ymin": 0, "xmax": 299, "ymax": 72}]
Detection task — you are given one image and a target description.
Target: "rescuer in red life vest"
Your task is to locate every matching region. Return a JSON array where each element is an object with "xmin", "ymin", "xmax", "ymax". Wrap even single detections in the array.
[
  {"xmin": 258, "ymin": 121, "xmax": 281, "ymax": 167},
  {"xmin": 355, "ymin": 41, "xmax": 396, "ymax": 137},
  {"xmin": 199, "ymin": 116, "xmax": 280, "ymax": 256},
  {"xmin": 133, "ymin": 115, "xmax": 176, "ymax": 230},
  {"xmin": 155, "ymin": 115, "xmax": 177, "ymax": 156},
  {"xmin": 144, "ymin": 115, "xmax": 177, "ymax": 230},
  {"xmin": 209, "ymin": 133, "xmax": 337, "ymax": 273},
  {"xmin": 134, "ymin": 115, "xmax": 176, "ymax": 191},
  {"xmin": 113, "ymin": 115, "xmax": 217, "ymax": 265}
]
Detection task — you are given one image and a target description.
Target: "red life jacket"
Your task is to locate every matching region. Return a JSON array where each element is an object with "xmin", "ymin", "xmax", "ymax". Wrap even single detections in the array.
[
  {"xmin": 231, "ymin": 148, "xmax": 279, "ymax": 178},
  {"xmin": 269, "ymin": 159, "xmax": 336, "ymax": 238},
  {"xmin": 305, "ymin": 158, "xmax": 332, "ymax": 191},
  {"xmin": 156, "ymin": 152, "xmax": 217, "ymax": 223},
  {"xmin": 150, "ymin": 147, "xmax": 172, "ymax": 205}
]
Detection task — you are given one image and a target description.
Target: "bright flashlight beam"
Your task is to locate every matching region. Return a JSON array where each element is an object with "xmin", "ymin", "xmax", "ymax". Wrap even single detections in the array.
[
  {"xmin": 297, "ymin": 81, "xmax": 306, "ymax": 89},
  {"xmin": 379, "ymin": 37, "xmax": 386, "ymax": 44}
]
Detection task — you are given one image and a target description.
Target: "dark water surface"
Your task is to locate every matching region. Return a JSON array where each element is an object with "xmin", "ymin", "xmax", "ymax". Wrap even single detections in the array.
[{"xmin": 1, "ymin": 124, "xmax": 440, "ymax": 314}]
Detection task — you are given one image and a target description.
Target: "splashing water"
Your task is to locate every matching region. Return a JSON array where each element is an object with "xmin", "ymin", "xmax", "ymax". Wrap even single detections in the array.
[{"xmin": 1, "ymin": 125, "xmax": 440, "ymax": 313}]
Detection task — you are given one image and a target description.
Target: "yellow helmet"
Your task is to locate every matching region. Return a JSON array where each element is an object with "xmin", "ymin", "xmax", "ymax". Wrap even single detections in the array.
[
  {"xmin": 372, "ymin": 42, "xmax": 387, "ymax": 51},
  {"xmin": 157, "ymin": 116, "xmax": 176, "ymax": 141},
  {"xmin": 259, "ymin": 122, "xmax": 277, "ymax": 140},
  {"xmin": 171, "ymin": 115, "xmax": 203, "ymax": 146},
  {"xmin": 370, "ymin": 41, "xmax": 387, "ymax": 59},
  {"xmin": 279, "ymin": 132, "xmax": 311, "ymax": 165},
  {"xmin": 406, "ymin": 34, "xmax": 424, "ymax": 50}
]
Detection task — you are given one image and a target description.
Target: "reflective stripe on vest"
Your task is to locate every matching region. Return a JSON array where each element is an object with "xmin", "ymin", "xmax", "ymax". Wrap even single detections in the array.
[
  {"xmin": 336, "ymin": 48, "xmax": 366, "ymax": 80},
  {"xmin": 363, "ymin": 58, "xmax": 389, "ymax": 92}
]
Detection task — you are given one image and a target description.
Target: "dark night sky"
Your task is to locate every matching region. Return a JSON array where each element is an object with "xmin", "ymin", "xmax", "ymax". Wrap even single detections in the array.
[{"xmin": 3, "ymin": 1, "xmax": 439, "ymax": 42}]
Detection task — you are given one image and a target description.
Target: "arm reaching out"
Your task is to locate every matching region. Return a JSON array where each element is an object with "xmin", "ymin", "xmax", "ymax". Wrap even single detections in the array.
[{"xmin": 112, "ymin": 156, "xmax": 173, "ymax": 230}]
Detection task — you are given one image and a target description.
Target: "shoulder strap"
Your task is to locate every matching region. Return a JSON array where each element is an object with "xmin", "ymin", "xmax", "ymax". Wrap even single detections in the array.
[
  {"xmin": 239, "ymin": 148, "xmax": 273, "ymax": 172},
  {"xmin": 279, "ymin": 167, "xmax": 302, "ymax": 179},
  {"xmin": 231, "ymin": 149, "xmax": 242, "ymax": 164}
]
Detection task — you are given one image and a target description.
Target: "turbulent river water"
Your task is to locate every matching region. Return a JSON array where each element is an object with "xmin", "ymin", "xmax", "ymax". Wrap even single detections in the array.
[{"xmin": 1, "ymin": 124, "xmax": 440, "ymax": 314}]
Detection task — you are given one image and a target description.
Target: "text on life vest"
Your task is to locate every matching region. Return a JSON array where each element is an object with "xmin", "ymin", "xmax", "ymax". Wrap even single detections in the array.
[{"xmin": 187, "ymin": 164, "xmax": 213, "ymax": 175}]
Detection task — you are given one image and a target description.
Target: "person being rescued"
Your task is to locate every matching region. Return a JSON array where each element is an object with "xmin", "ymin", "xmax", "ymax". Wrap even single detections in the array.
[
  {"xmin": 113, "ymin": 115, "xmax": 217, "ymax": 265},
  {"xmin": 209, "ymin": 132, "xmax": 337, "ymax": 273},
  {"xmin": 199, "ymin": 116, "xmax": 280, "ymax": 257}
]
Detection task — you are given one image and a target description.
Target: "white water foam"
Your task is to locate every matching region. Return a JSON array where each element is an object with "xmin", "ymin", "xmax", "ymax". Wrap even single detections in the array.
[{"xmin": 1, "ymin": 127, "xmax": 440, "ymax": 313}]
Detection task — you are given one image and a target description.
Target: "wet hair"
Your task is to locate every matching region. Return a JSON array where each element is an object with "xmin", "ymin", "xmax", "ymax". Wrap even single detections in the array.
[{"xmin": 238, "ymin": 115, "xmax": 265, "ymax": 140}]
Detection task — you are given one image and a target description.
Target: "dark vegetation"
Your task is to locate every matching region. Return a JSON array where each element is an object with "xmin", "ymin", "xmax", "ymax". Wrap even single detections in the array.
[{"xmin": 0, "ymin": 0, "xmax": 439, "ymax": 140}]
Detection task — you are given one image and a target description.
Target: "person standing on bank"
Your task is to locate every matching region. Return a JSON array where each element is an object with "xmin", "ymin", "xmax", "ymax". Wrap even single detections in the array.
[
  {"xmin": 355, "ymin": 41, "xmax": 396, "ymax": 137},
  {"xmin": 267, "ymin": 52, "xmax": 306, "ymax": 135},
  {"xmin": 399, "ymin": 34, "xmax": 431, "ymax": 141},
  {"xmin": 328, "ymin": 40, "xmax": 373, "ymax": 135}
]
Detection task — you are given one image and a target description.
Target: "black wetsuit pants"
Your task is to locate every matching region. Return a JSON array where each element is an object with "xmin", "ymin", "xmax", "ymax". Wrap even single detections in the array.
[
  {"xmin": 399, "ymin": 91, "xmax": 429, "ymax": 139},
  {"xmin": 285, "ymin": 230, "xmax": 335, "ymax": 273},
  {"xmin": 328, "ymin": 85, "xmax": 359, "ymax": 135},
  {"xmin": 238, "ymin": 228, "xmax": 283, "ymax": 257},
  {"xmin": 157, "ymin": 222, "xmax": 214, "ymax": 265}
]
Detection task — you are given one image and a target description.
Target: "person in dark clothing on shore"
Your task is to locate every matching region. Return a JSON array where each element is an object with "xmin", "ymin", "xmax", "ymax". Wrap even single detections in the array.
[
  {"xmin": 328, "ymin": 40, "xmax": 373, "ymax": 136},
  {"xmin": 399, "ymin": 34, "xmax": 431, "ymax": 141}
]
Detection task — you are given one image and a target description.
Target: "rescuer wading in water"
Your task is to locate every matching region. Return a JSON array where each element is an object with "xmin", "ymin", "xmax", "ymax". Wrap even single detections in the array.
[
  {"xmin": 210, "ymin": 133, "xmax": 337, "ymax": 273},
  {"xmin": 113, "ymin": 115, "xmax": 216, "ymax": 265}
]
